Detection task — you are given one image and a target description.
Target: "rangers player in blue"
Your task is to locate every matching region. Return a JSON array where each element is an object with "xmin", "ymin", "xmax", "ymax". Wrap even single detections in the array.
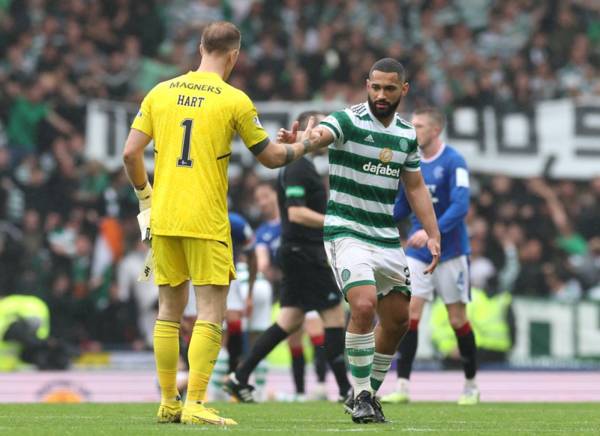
[
  {"xmin": 382, "ymin": 107, "xmax": 478, "ymax": 405},
  {"xmin": 224, "ymin": 212, "xmax": 257, "ymax": 375}
]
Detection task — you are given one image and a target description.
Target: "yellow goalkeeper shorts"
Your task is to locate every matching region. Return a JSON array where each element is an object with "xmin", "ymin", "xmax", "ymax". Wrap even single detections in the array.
[{"xmin": 152, "ymin": 235, "xmax": 235, "ymax": 287}]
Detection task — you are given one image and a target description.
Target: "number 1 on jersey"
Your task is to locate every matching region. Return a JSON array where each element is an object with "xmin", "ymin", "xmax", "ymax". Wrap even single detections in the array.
[{"xmin": 177, "ymin": 119, "xmax": 194, "ymax": 167}]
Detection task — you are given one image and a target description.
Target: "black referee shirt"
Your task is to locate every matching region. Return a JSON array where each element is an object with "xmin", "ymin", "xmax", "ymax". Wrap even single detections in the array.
[{"xmin": 277, "ymin": 156, "xmax": 327, "ymax": 245}]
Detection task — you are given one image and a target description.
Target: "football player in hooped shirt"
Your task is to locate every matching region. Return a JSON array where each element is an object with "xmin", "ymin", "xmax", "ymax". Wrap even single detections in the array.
[
  {"xmin": 383, "ymin": 106, "xmax": 478, "ymax": 405},
  {"xmin": 265, "ymin": 59, "xmax": 441, "ymax": 424}
]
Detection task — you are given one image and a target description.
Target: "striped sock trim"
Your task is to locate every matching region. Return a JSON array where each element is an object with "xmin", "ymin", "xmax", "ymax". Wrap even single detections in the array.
[
  {"xmin": 346, "ymin": 331, "xmax": 376, "ymax": 347},
  {"xmin": 370, "ymin": 352, "xmax": 393, "ymax": 393},
  {"xmin": 346, "ymin": 331, "xmax": 375, "ymax": 396}
]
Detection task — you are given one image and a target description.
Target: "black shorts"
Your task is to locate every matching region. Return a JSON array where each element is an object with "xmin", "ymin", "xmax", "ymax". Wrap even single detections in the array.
[{"xmin": 278, "ymin": 242, "xmax": 342, "ymax": 312}]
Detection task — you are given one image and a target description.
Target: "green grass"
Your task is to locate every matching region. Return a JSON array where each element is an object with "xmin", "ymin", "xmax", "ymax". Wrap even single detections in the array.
[{"xmin": 1, "ymin": 402, "xmax": 599, "ymax": 435}]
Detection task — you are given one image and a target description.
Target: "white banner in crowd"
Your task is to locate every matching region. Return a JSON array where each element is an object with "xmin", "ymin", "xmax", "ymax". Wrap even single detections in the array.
[
  {"xmin": 414, "ymin": 298, "xmax": 600, "ymax": 363},
  {"xmin": 86, "ymin": 99, "xmax": 600, "ymax": 179}
]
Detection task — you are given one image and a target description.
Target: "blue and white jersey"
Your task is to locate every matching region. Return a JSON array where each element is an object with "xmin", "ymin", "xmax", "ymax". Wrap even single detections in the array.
[
  {"xmin": 255, "ymin": 219, "xmax": 281, "ymax": 264},
  {"xmin": 393, "ymin": 144, "xmax": 470, "ymax": 263},
  {"xmin": 229, "ymin": 212, "xmax": 254, "ymax": 259}
]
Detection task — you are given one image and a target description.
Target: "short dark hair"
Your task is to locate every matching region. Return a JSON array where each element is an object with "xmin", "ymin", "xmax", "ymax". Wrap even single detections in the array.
[
  {"xmin": 296, "ymin": 110, "xmax": 325, "ymax": 130},
  {"xmin": 369, "ymin": 58, "xmax": 406, "ymax": 82},
  {"xmin": 201, "ymin": 21, "xmax": 241, "ymax": 54},
  {"xmin": 414, "ymin": 106, "xmax": 446, "ymax": 130}
]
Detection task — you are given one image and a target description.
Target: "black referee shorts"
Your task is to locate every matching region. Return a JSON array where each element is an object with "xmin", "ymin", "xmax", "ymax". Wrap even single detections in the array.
[{"xmin": 278, "ymin": 243, "xmax": 342, "ymax": 312}]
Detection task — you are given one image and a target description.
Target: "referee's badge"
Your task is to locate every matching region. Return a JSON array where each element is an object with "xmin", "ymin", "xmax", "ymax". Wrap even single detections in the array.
[
  {"xmin": 341, "ymin": 268, "xmax": 351, "ymax": 282},
  {"xmin": 379, "ymin": 148, "xmax": 393, "ymax": 163}
]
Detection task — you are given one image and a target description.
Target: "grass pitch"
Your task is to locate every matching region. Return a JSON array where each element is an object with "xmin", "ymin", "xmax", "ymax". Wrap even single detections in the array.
[{"xmin": 1, "ymin": 402, "xmax": 599, "ymax": 435}]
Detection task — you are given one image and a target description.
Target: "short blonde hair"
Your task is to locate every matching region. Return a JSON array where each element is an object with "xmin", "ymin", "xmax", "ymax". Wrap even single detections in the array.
[
  {"xmin": 201, "ymin": 21, "xmax": 241, "ymax": 54},
  {"xmin": 414, "ymin": 106, "xmax": 446, "ymax": 130}
]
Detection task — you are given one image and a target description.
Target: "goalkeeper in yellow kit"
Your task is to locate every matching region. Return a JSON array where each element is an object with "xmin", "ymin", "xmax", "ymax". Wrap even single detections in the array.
[{"xmin": 122, "ymin": 21, "xmax": 321, "ymax": 426}]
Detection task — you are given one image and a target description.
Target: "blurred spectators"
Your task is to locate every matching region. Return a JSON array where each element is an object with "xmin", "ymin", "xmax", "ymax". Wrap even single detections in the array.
[
  {"xmin": 468, "ymin": 175, "xmax": 599, "ymax": 301},
  {"xmin": 0, "ymin": 0, "xmax": 598, "ymax": 352},
  {"xmin": 2, "ymin": 1, "xmax": 599, "ymax": 120}
]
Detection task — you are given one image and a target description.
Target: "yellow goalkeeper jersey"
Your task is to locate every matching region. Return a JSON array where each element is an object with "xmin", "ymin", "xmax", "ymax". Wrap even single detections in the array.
[{"xmin": 131, "ymin": 71, "xmax": 269, "ymax": 242}]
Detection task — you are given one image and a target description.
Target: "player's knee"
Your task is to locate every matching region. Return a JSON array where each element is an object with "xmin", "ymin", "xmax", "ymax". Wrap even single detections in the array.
[
  {"xmin": 350, "ymin": 298, "xmax": 376, "ymax": 324},
  {"xmin": 278, "ymin": 318, "xmax": 303, "ymax": 334},
  {"xmin": 158, "ymin": 303, "xmax": 184, "ymax": 321},
  {"xmin": 277, "ymin": 308, "xmax": 304, "ymax": 333},
  {"xmin": 320, "ymin": 305, "xmax": 345, "ymax": 328},
  {"xmin": 398, "ymin": 315, "xmax": 410, "ymax": 331},
  {"xmin": 385, "ymin": 315, "xmax": 409, "ymax": 338},
  {"xmin": 449, "ymin": 314, "xmax": 468, "ymax": 330}
]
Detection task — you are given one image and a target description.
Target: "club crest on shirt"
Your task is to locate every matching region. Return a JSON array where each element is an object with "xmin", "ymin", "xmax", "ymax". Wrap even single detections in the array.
[
  {"xmin": 379, "ymin": 148, "xmax": 393, "ymax": 163},
  {"xmin": 341, "ymin": 268, "xmax": 351, "ymax": 282},
  {"xmin": 434, "ymin": 166, "xmax": 444, "ymax": 179}
]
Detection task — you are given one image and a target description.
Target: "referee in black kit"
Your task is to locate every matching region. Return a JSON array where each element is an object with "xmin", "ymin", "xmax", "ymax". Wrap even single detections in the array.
[{"xmin": 225, "ymin": 111, "xmax": 351, "ymax": 403}]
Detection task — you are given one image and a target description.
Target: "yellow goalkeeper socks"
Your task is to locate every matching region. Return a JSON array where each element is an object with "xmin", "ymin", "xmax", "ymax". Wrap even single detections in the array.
[
  {"xmin": 186, "ymin": 321, "xmax": 222, "ymax": 405},
  {"xmin": 153, "ymin": 320, "xmax": 181, "ymax": 403}
]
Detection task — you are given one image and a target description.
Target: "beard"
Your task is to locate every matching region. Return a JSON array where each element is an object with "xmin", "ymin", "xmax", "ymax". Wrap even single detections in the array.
[{"xmin": 367, "ymin": 95, "xmax": 401, "ymax": 119}]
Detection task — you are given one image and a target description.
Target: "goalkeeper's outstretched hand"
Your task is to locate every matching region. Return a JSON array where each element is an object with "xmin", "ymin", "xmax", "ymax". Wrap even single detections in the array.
[{"xmin": 277, "ymin": 120, "xmax": 299, "ymax": 143}]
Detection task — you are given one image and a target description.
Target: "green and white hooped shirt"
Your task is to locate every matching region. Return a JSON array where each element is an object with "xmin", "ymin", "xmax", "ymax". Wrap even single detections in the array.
[{"xmin": 319, "ymin": 102, "xmax": 420, "ymax": 249}]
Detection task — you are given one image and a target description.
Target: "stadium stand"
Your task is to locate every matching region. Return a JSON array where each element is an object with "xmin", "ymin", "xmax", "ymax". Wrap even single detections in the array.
[{"xmin": 0, "ymin": 0, "xmax": 599, "ymax": 356}]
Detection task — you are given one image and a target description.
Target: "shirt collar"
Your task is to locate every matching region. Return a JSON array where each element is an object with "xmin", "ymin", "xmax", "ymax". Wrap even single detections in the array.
[{"xmin": 420, "ymin": 143, "xmax": 446, "ymax": 163}]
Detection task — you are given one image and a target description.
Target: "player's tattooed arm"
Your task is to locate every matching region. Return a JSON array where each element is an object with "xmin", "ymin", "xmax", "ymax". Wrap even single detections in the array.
[
  {"xmin": 255, "ymin": 116, "xmax": 326, "ymax": 168},
  {"xmin": 283, "ymin": 144, "xmax": 296, "ymax": 165},
  {"xmin": 283, "ymin": 138, "xmax": 315, "ymax": 164},
  {"xmin": 302, "ymin": 138, "xmax": 312, "ymax": 154}
]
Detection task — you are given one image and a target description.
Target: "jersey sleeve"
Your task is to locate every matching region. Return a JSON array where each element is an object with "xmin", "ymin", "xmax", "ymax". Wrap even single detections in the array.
[
  {"xmin": 282, "ymin": 163, "xmax": 308, "ymax": 208},
  {"xmin": 234, "ymin": 92, "xmax": 269, "ymax": 154},
  {"xmin": 131, "ymin": 90, "xmax": 154, "ymax": 137},
  {"xmin": 404, "ymin": 137, "xmax": 420, "ymax": 172},
  {"xmin": 319, "ymin": 110, "xmax": 349, "ymax": 146},
  {"xmin": 437, "ymin": 153, "xmax": 470, "ymax": 234}
]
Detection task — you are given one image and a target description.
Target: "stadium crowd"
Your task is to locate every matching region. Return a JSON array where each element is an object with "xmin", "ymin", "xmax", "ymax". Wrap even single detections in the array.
[{"xmin": 0, "ymin": 0, "xmax": 599, "ymax": 350}]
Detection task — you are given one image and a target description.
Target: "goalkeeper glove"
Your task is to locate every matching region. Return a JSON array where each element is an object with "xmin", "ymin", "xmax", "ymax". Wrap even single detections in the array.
[
  {"xmin": 135, "ymin": 183, "xmax": 152, "ymax": 241},
  {"xmin": 137, "ymin": 209, "xmax": 151, "ymax": 241},
  {"xmin": 134, "ymin": 182, "xmax": 152, "ymax": 211}
]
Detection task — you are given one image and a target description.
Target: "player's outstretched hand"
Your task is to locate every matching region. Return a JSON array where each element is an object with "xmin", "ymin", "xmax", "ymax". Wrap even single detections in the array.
[
  {"xmin": 423, "ymin": 237, "xmax": 441, "ymax": 274},
  {"xmin": 277, "ymin": 120, "xmax": 299, "ymax": 143},
  {"xmin": 407, "ymin": 229, "xmax": 429, "ymax": 248},
  {"xmin": 299, "ymin": 116, "xmax": 322, "ymax": 148}
]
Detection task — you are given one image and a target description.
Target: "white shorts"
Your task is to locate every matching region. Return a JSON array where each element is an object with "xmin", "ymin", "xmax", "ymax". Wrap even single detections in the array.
[
  {"xmin": 305, "ymin": 310, "xmax": 319, "ymax": 320},
  {"xmin": 227, "ymin": 277, "xmax": 272, "ymax": 332},
  {"xmin": 183, "ymin": 277, "xmax": 273, "ymax": 332},
  {"xmin": 324, "ymin": 237, "xmax": 411, "ymax": 299},
  {"xmin": 408, "ymin": 255, "xmax": 470, "ymax": 304}
]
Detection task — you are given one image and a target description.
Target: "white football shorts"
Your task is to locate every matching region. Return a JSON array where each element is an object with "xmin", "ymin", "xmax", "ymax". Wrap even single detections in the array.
[
  {"xmin": 407, "ymin": 255, "xmax": 470, "ymax": 304},
  {"xmin": 227, "ymin": 276, "xmax": 272, "ymax": 332},
  {"xmin": 324, "ymin": 237, "xmax": 411, "ymax": 299}
]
